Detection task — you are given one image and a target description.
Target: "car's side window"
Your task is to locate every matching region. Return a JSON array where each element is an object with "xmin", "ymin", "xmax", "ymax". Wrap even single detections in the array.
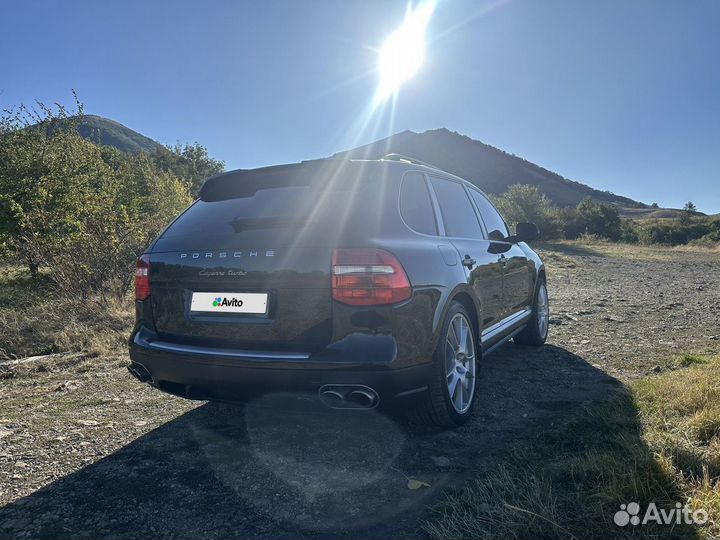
[
  {"xmin": 429, "ymin": 177, "xmax": 483, "ymax": 239},
  {"xmin": 399, "ymin": 172, "xmax": 438, "ymax": 235},
  {"xmin": 468, "ymin": 189, "xmax": 509, "ymax": 240}
]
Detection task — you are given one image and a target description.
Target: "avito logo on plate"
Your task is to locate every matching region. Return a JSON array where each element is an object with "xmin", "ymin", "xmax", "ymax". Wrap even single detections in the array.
[
  {"xmin": 212, "ymin": 297, "xmax": 244, "ymax": 308},
  {"xmin": 191, "ymin": 292, "xmax": 268, "ymax": 314}
]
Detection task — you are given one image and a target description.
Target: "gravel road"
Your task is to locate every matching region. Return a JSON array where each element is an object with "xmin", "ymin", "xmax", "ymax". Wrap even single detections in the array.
[{"xmin": 0, "ymin": 243, "xmax": 718, "ymax": 539}]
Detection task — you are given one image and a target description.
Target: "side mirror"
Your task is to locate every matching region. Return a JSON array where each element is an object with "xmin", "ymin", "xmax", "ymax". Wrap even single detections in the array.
[{"xmin": 514, "ymin": 222, "xmax": 540, "ymax": 243}]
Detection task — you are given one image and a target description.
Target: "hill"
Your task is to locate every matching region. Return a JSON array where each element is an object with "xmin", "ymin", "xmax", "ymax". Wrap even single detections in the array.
[
  {"xmin": 334, "ymin": 128, "xmax": 646, "ymax": 209},
  {"xmin": 68, "ymin": 117, "xmax": 649, "ymax": 210},
  {"xmin": 619, "ymin": 207, "xmax": 706, "ymax": 220},
  {"xmin": 73, "ymin": 115, "xmax": 161, "ymax": 153}
]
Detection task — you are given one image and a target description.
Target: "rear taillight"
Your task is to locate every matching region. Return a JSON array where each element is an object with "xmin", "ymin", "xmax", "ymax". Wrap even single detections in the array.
[
  {"xmin": 332, "ymin": 248, "xmax": 411, "ymax": 306},
  {"xmin": 135, "ymin": 254, "xmax": 151, "ymax": 300}
]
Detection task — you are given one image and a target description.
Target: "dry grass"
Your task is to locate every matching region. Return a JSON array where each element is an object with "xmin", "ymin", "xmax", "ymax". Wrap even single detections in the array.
[
  {"xmin": 427, "ymin": 356, "xmax": 720, "ymax": 539},
  {"xmin": 534, "ymin": 249, "xmax": 578, "ymax": 270},
  {"xmin": 0, "ymin": 264, "xmax": 133, "ymax": 377},
  {"xmin": 635, "ymin": 358, "xmax": 720, "ymax": 536},
  {"xmin": 544, "ymin": 239, "xmax": 720, "ymax": 262}
]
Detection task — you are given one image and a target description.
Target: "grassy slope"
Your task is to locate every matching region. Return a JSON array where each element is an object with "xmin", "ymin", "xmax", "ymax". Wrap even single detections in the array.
[
  {"xmin": 75, "ymin": 115, "xmax": 160, "ymax": 154},
  {"xmin": 620, "ymin": 208, "xmax": 708, "ymax": 220},
  {"xmin": 426, "ymin": 356, "xmax": 720, "ymax": 539}
]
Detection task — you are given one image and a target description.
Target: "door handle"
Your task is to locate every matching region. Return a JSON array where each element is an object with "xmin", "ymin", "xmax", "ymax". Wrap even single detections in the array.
[{"xmin": 462, "ymin": 255, "xmax": 476, "ymax": 269}]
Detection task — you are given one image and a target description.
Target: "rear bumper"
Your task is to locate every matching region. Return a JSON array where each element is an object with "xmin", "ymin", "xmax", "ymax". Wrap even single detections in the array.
[{"xmin": 128, "ymin": 328, "xmax": 432, "ymax": 405}]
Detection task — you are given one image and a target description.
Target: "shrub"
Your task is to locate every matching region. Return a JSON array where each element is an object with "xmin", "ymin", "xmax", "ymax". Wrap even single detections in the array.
[
  {"xmin": 690, "ymin": 231, "xmax": 720, "ymax": 248},
  {"xmin": 150, "ymin": 142, "xmax": 224, "ymax": 196},
  {"xmin": 0, "ymin": 100, "xmax": 192, "ymax": 299},
  {"xmin": 574, "ymin": 197, "xmax": 622, "ymax": 240},
  {"xmin": 491, "ymin": 184, "xmax": 564, "ymax": 239},
  {"xmin": 492, "ymin": 188, "xmax": 642, "ymax": 243},
  {"xmin": 619, "ymin": 219, "xmax": 639, "ymax": 243},
  {"xmin": 636, "ymin": 218, "xmax": 720, "ymax": 246}
]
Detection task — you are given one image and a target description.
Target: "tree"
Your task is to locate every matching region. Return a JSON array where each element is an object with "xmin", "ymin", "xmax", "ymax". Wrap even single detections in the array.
[
  {"xmin": 573, "ymin": 198, "xmax": 622, "ymax": 240},
  {"xmin": 0, "ymin": 97, "xmax": 93, "ymax": 274},
  {"xmin": 0, "ymin": 98, "xmax": 191, "ymax": 298},
  {"xmin": 680, "ymin": 201, "xmax": 697, "ymax": 225},
  {"xmin": 491, "ymin": 184, "xmax": 563, "ymax": 239},
  {"xmin": 151, "ymin": 142, "xmax": 224, "ymax": 196}
]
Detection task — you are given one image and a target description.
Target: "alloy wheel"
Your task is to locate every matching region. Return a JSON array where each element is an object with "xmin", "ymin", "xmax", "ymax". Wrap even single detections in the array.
[
  {"xmin": 444, "ymin": 313, "xmax": 476, "ymax": 414},
  {"xmin": 537, "ymin": 283, "xmax": 549, "ymax": 338}
]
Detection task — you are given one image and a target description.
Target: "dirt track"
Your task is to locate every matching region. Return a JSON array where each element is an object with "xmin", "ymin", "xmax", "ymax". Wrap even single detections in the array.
[{"xmin": 1, "ymin": 244, "xmax": 718, "ymax": 539}]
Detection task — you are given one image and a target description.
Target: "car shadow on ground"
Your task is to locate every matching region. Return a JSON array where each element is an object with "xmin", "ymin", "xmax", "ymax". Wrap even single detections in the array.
[{"xmin": 0, "ymin": 345, "xmax": 682, "ymax": 539}]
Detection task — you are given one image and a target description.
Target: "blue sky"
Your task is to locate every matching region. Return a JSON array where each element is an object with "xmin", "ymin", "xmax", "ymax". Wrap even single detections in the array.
[{"xmin": 1, "ymin": 0, "xmax": 719, "ymax": 212}]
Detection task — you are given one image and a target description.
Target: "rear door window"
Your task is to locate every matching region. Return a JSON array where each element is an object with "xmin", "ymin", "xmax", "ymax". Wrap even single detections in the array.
[
  {"xmin": 468, "ymin": 189, "xmax": 509, "ymax": 240},
  {"xmin": 429, "ymin": 177, "xmax": 483, "ymax": 239},
  {"xmin": 399, "ymin": 172, "xmax": 437, "ymax": 235}
]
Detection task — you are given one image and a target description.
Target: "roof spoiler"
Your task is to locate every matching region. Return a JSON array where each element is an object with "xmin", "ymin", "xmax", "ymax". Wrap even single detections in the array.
[{"xmin": 199, "ymin": 158, "xmax": 353, "ymax": 202}]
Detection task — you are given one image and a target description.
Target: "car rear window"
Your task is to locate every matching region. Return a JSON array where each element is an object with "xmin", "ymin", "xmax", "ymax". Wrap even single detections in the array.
[{"xmin": 163, "ymin": 185, "xmax": 360, "ymax": 237}]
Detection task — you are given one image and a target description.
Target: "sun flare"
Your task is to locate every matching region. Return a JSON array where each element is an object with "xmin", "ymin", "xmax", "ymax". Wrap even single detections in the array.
[{"xmin": 375, "ymin": 1, "xmax": 436, "ymax": 103}]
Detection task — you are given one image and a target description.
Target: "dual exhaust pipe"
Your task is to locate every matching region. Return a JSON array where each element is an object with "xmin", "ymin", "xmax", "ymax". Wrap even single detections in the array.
[
  {"xmin": 318, "ymin": 384, "xmax": 379, "ymax": 409},
  {"xmin": 129, "ymin": 364, "xmax": 379, "ymax": 410}
]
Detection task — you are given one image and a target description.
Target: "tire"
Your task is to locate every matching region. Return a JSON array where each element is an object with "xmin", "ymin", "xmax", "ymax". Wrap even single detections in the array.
[
  {"xmin": 514, "ymin": 276, "xmax": 549, "ymax": 346},
  {"xmin": 412, "ymin": 302, "xmax": 478, "ymax": 428}
]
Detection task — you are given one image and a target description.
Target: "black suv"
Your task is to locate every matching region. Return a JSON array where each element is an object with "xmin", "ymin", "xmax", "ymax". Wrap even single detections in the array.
[{"xmin": 128, "ymin": 155, "xmax": 548, "ymax": 427}]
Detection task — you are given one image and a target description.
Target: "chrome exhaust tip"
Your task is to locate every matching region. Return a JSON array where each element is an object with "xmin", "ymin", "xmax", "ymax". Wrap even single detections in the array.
[
  {"xmin": 347, "ymin": 389, "xmax": 377, "ymax": 408},
  {"xmin": 319, "ymin": 389, "xmax": 344, "ymax": 407},
  {"xmin": 127, "ymin": 362, "xmax": 152, "ymax": 383},
  {"xmin": 318, "ymin": 384, "xmax": 379, "ymax": 409}
]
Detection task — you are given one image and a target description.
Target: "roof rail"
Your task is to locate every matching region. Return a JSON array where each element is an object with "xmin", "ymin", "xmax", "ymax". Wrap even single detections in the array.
[{"xmin": 381, "ymin": 153, "xmax": 442, "ymax": 171}]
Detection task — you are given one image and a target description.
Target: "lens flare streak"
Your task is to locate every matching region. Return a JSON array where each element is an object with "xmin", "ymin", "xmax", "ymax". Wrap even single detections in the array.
[{"xmin": 374, "ymin": 1, "xmax": 436, "ymax": 104}]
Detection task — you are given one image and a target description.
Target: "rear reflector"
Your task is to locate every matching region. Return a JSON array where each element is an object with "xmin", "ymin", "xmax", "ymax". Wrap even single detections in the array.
[
  {"xmin": 135, "ymin": 254, "xmax": 151, "ymax": 300},
  {"xmin": 332, "ymin": 249, "xmax": 411, "ymax": 306}
]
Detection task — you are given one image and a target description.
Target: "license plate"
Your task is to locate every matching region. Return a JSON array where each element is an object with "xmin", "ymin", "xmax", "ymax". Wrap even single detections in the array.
[{"xmin": 190, "ymin": 292, "xmax": 268, "ymax": 314}]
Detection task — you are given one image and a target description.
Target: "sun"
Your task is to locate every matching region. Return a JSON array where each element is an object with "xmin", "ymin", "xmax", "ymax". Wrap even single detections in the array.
[{"xmin": 375, "ymin": 1, "xmax": 436, "ymax": 103}]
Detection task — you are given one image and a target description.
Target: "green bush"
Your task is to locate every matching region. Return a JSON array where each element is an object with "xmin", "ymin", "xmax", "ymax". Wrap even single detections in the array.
[
  {"xmin": 489, "ymin": 187, "xmax": 720, "ymax": 247},
  {"xmin": 689, "ymin": 230, "xmax": 720, "ymax": 247},
  {"xmin": 636, "ymin": 218, "xmax": 720, "ymax": 246},
  {"xmin": 0, "ymin": 100, "xmax": 192, "ymax": 299},
  {"xmin": 619, "ymin": 219, "xmax": 639, "ymax": 243},
  {"xmin": 492, "ymin": 187, "xmax": 632, "ymax": 242},
  {"xmin": 150, "ymin": 142, "xmax": 224, "ymax": 197},
  {"xmin": 573, "ymin": 198, "xmax": 622, "ymax": 240},
  {"xmin": 491, "ymin": 184, "xmax": 564, "ymax": 239}
]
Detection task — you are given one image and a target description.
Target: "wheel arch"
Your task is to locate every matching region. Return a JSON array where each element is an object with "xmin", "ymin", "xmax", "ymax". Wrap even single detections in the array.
[
  {"xmin": 535, "ymin": 264, "xmax": 547, "ymax": 300},
  {"xmin": 537, "ymin": 264, "xmax": 546, "ymax": 285},
  {"xmin": 450, "ymin": 291, "xmax": 480, "ymax": 343},
  {"xmin": 433, "ymin": 285, "xmax": 481, "ymax": 352}
]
